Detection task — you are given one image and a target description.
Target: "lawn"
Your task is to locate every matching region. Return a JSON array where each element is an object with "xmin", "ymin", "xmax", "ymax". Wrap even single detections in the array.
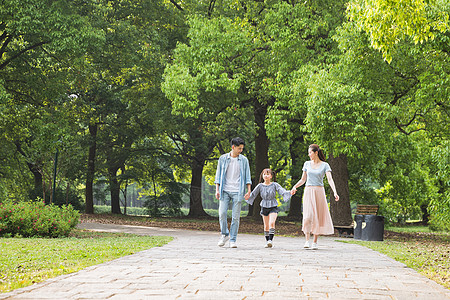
[{"xmin": 0, "ymin": 230, "xmax": 172, "ymax": 293}]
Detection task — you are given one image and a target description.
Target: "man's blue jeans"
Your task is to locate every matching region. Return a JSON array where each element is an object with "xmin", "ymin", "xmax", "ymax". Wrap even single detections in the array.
[{"xmin": 219, "ymin": 191, "xmax": 242, "ymax": 242}]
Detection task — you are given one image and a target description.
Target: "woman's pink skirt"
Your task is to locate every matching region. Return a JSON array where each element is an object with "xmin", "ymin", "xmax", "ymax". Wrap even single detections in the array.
[{"xmin": 302, "ymin": 186, "xmax": 334, "ymax": 235}]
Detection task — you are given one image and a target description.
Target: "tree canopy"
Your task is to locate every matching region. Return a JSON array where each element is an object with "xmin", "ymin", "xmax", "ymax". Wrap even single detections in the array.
[{"xmin": 0, "ymin": 0, "xmax": 448, "ymax": 230}]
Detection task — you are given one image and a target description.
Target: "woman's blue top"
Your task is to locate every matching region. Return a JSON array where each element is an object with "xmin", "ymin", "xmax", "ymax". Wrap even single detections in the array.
[{"xmin": 302, "ymin": 161, "xmax": 332, "ymax": 186}]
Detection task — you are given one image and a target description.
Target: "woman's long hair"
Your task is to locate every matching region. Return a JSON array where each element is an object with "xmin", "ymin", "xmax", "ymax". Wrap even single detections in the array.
[
  {"xmin": 309, "ymin": 144, "xmax": 326, "ymax": 162},
  {"xmin": 259, "ymin": 168, "xmax": 276, "ymax": 183}
]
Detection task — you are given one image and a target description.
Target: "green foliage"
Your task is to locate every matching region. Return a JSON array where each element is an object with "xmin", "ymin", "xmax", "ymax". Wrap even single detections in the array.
[
  {"xmin": 0, "ymin": 200, "xmax": 79, "ymax": 238},
  {"xmin": 29, "ymin": 186, "xmax": 85, "ymax": 212},
  {"xmin": 428, "ymin": 142, "xmax": 450, "ymax": 231},
  {"xmin": 1, "ymin": 0, "xmax": 448, "ymax": 227},
  {"xmin": 373, "ymin": 134, "xmax": 438, "ymax": 224},
  {"xmin": 264, "ymin": 0, "xmax": 347, "ymax": 141},
  {"xmin": 162, "ymin": 15, "xmax": 251, "ymax": 119},
  {"xmin": 143, "ymin": 181, "xmax": 187, "ymax": 217},
  {"xmin": 305, "ymin": 69, "xmax": 393, "ymax": 162},
  {"xmin": 330, "ymin": 14, "xmax": 449, "ymax": 227},
  {"xmin": 141, "ymin": 159, "xmax": 189, "ymax": 217},
  {"xmin": 347, "ymin": 0, "xmax": 449, "ymax": 62}
]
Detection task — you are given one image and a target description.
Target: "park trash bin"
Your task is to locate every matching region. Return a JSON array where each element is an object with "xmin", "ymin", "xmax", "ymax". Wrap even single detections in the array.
[
  {"xmin": 361, "ymin": 215, "xmax": 384, "ymax": 241},
  {"xmin": 353, "ymin": 214, "xmax": 364, "ymax": 240}
]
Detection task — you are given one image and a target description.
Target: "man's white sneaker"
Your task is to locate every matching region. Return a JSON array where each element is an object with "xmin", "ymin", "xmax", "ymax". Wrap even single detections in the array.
[
  {"xmin": 218, "ymin": 235, "xmax": 229, "ymax": 247},
  {"xmin": 267, "ymin": 240, "xmax": 273, "ymax": 248},
  {"xmin": 304, "ymin": 240, "xmax": 310, "ymax": 248},
  {"xmin": 311, "ymin": 242, "xmax": 318, "ymax": 250},
  {"xmin": 230, "ymin": 241, "xmax": 237, "ymax": 248}
]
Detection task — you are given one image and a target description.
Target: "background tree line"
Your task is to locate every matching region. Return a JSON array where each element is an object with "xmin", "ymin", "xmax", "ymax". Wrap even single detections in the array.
[{"xmin": 0, "ymin": 0, "xmax": 448, "ymax": 231}]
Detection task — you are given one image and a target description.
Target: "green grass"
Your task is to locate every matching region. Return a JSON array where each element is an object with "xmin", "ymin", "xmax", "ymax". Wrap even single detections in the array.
[
  {"xmin": 0, "ymin": 230, "xmax": 172, "ymax": 293},
  {"xmin": 385, "ymin": 224, "xmax": 448, "ymax": 234}
]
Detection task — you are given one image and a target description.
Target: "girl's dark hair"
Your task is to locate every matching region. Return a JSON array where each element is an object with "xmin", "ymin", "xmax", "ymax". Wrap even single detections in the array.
[
  {"xmin": 309, "ymin": 144, "xmax": 326, "ymax": 162},
  {"xmin": 259, "ymin": 168, "xmax": 276, "ymax": 183}
]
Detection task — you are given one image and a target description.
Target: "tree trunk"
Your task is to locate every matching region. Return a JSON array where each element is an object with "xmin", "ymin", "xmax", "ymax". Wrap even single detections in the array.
[
  {"xmin": 28, "ymin": 163, "xmax": 43, "ymax": 192},
  {"xmin": 66, "ymin": 182, "xmax": 70, "ymax": 205},
  {"xmin": 251, "ymin": 100, "xmax": 270, "ymax": 219},
  {"xmin": 122, "ymin": 182, "xmax": 128, "ymax": 215},
  {"xmin": 188, "ymin": 159, "xmax": 209, "ymax": 217},
  {"xmin": 420, "ymin": 204, "xmax": 429, "ymax": 225},
  {"xmin": 14, "ymin": 141, "xmax": 43, "ymax": 192},
  {"xmin": 109, "ymin": 165, "xmax": 121, "ymax": 214},
  {"xmin": 287, "ymin": 132, "xmax": 306, "ymax": 220},
  {"xmin": 84, "ymin": 123, "xmax": 97, "ymax": 214},
  {"xmin": 328, "ymin": 153, "xmax": 352, "ymax": 226}
]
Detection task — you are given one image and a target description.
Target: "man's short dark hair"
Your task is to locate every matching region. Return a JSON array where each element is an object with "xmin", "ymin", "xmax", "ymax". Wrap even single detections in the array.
[{"xmin": 231, "ymin": 137, "xmax": 245, "ymax": 147}]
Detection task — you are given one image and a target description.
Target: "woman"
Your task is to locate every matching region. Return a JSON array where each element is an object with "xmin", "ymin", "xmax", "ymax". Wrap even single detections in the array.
[{"xmin": 291, "ymin": 144, "xmax": 339, "ymax": 249}]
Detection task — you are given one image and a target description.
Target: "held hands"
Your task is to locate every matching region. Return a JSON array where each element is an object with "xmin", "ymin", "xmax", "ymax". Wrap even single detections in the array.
[
  {"xmin": 290, "ymin": 188, "xmax": 297, "ymax": 195},
  {"xmin": 244, "ymin": 191, "xmax": 250, "ymax": 201}
]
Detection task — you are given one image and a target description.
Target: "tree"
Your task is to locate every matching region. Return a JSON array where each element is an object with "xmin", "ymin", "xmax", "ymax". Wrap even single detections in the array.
[
  {"xmin": 263, "ymin": 0, "xmax": 347, "ymax": 220},
  {"xmin": 164, "ymin": 0, "xmax": 355, "ymax": 220},
  {"xmin": 162, "ymin": 13, "xmax": 264, "ymax": 217},
  {"xmin": 347, "ymin": 0, "xmax": 449, "ymax": 62},
  {"xmin": 0, "ymin": 0, "xmax": 103, "ymax": 202},
  {"xmin": 329, "ymin": 10, "xmax": 449, "ymax": 227},
  {"xmin": 65, "ymin": 0, "xmax": 183, "ymax": 214},
  {"xmin": 304, "ymin": 69, "xmax": 394, "ymax": 226}
]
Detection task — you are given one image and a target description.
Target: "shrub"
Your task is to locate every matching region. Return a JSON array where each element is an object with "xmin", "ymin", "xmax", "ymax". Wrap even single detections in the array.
[
  {"xmin": 144, "ymin": 193, "xmax": 184, "ymax": 217},
  {"xmin": 0, "ymin": 200, "xmax": 79, "ymax": 238},
  {"xmin": 143, "ymin": 181, "xmax": 187, "ymax": 217},
  {"xmin": 29, "ymin": 187, "xmax": 85, "ymax": 212}
]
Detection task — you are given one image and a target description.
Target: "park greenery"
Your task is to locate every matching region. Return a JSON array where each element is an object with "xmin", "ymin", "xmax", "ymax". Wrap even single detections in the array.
[{"xmin": 0, "ymin": 0, "xmax": 448, "ymax": 232}]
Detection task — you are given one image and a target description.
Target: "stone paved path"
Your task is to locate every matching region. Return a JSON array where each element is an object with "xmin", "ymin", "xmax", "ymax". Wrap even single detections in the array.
[{"xmin": 1, "ymin": 223, "xmax": 449, "ymax": 299}]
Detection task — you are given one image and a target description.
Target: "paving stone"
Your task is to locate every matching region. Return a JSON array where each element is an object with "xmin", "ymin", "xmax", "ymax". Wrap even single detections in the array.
[{"xmin": 0, "ymin": 223, "xmax": 448, "ymax": 300}]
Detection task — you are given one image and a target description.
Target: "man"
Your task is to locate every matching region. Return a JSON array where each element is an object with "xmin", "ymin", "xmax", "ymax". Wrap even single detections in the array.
[{"xmin": 215, "ymin": 137, "xmax": 252, "ymax": 248}]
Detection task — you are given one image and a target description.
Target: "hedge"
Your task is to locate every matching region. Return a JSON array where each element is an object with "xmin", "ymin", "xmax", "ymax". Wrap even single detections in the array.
[{"xmin": 0, "ymin": 200, "xmax": 79, "ymax": 238}]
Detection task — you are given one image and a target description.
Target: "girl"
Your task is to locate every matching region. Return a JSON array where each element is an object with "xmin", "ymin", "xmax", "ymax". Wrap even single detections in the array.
[
  {"xmin": 245, "ymin": 168, "xmax": 294, "ymax": 248},
  {"xmin": 291, "ymin": 144, "xmax": 339, "ymax": 250}
]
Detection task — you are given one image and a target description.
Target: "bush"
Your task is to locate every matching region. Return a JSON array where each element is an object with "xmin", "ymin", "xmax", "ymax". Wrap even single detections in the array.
[
  {"xmin": 29, "ymin": 187, "xmax": 85, "ymax": 212},
  {"xmin": 143, "ymin": 181, "xmax": 187, "ymax": 217},
  {"xmin": 144, "ymin": 193, "xmax": 184, "ymax": 217},
  {"xmin": 0, "ymin": 200, "xmax": 79, "ymax": 238}
]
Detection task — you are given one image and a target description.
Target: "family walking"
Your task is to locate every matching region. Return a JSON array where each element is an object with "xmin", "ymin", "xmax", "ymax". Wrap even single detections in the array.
[{"xmin": 215, "ymin": 138, "xmax": 339, "ymax": 249}]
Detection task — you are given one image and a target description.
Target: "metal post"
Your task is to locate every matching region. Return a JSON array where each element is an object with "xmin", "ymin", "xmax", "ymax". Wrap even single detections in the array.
[{"xmin": 51, "ymin": 148, "xmax": 59, "ymax": 204}]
